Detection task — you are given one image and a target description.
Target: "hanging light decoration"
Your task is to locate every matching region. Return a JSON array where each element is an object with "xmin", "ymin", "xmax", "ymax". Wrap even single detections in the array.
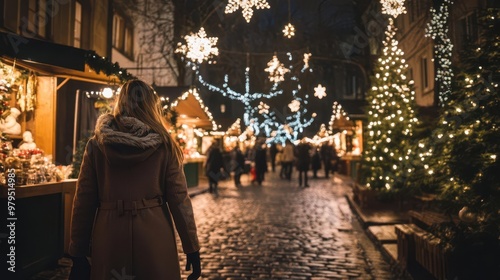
[
  {"xmin": 258, "ymin": 101, "xmax": 270, "ymax": 114},
  {"xmin": 288, "ymin": 99, "xmax": 301, "ymax": 112},
  {"xmin": 175, "ymin": 27, "xmax": 219, "ymax": 64},
  {"xmin": 225, "ymin": 0, "xmax": 270, "ymax": 23},
  {"xmin": 265, "ymin": 55, "xmax": 290, "ymax": 83},
  {"xmin": 314, "ymin": 84, "xmax": 327, "ymax": 99},
  {"xmin": 283, "ymin": 23, "xmax": 296, "ymax": 38},
  {"xmin": 380, "ymin": 0, "xmax": 407, "ymax": 18}
]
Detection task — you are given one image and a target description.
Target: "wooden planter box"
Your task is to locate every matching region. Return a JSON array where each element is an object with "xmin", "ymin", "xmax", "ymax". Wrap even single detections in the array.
[{"xmin": 413, "ymin": 231, "xmax": 451, "ymax": 280}]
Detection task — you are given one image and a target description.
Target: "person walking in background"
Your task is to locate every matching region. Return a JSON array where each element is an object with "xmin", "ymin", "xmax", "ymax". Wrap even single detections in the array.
[
  {"xmin": 295, "ymin": 138, "xmax": 312, "ymax": 187},
  {"xmin": 231, "ymin": 145, "xmax": 245, "ymax": 188},
  {"xmin": 205, "ymin": 139, "xmax": 225, "ymax": 194},
  {"xmin": 281, "ymin": 139, "xmax": 295, "ymax": 180},
  {"xmin": 69, "ymin": 79, "xmax": 201, "ymax": 280},
  {"xmin": 311, "ymin": 146, "xmax": 321, "ymax": 179},
  {"xmin": 320, "ymin": 141, "xmax": 335, "ymax": 178},
  {"xmin": 269, "ymin": 142, "xmax": 278, "ymax": 172},
  {"xmin": 254, "ymin": 139, "xmax": 268, "ymax": 185}
]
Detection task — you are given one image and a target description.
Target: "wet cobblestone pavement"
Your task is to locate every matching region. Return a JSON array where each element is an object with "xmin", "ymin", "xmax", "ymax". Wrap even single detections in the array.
[{"xmin": 32, "ymin": 172, "xmax": 400, "ymax": 279}]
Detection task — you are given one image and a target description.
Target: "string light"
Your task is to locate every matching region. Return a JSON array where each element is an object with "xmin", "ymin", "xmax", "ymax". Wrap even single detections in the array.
[
  {"xmin": 328, "ymin": 101, "xmax": 349, "ymax": 133},
  {"xmin": 225, "ymin": 0, "xmax": 270, "ymax": 23},
  {"xmin": 302, "ymin": 53, "xmax": 312, "ymax": 71},
  {"xmin": 175, "ymin": 28, "xmax": 219, "ymax": 64},
  {"xmin": 288, "ymin": 99, "xmax": 300, "ymax": 112},
  {"xmin": 258, "ymin": 101, "xmax": 270, "ymax": 114},
  {"xmin": 170, "ymin": 87, "xmax": 218, "ymax": 131},
  {"xmin": 425, "ymin": 0, "xmax": 453, "ymax": 106}
]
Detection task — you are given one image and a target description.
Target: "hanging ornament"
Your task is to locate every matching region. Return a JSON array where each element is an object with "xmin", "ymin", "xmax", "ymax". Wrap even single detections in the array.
[
  {"xmin": 380, "ymin": 0, "xmax": 407, "ymax": 18},
  {"xmin": 314, "ymin": 84, "xmax": 327, "ymax": 99},
  {"xmin": 283, "ymin": 23, "xmax": 295, "ymax": 38},
  {"xmin": 265, "ymin": 55, "xmax": 290, "ymax": 83},
  {"xmin": 225, "ymin": 0, "xmax": 270, "ymax": 23},
  {"xmin": 175, "ymin": 28, "xmax": 219, "ymax": 64},
  {"xmin": 258, "ymin": 101, "xmax": 270, "ymax": 114},
  {"xmin": 458, "ymin": 206, "xmax": 478, "ymax": 224}
]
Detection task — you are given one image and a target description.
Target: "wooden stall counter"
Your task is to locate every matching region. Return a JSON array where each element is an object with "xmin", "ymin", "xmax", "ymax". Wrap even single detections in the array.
[
  {"xmin": 183, "ymin": 156, "xmax": 206, "ymax": 188},
  {"xmin": 0, "ymin": 180, "xmax": 76, "ymax": 280}
]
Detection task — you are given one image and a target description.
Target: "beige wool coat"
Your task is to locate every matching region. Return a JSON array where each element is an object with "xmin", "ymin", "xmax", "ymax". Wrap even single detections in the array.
[{"xmin": 69, "ymin": 114, "xmax": 200, "ymax": 280}]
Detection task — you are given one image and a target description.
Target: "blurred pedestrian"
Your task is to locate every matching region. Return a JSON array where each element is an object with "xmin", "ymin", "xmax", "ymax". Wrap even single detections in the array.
[
  {"xmin": 295, "ymin": 138, "xmax": 312, "ymax": 187},
  {"xmin": 205, "ymin": 139, "xmax": 225, "ymax": 194},
  {"xmin": 311, "ymin": 146, "xmax": 321, "ymax": 179},
  {"xmin": 320, "ymin": 141, "xmax": 335, "ymax": 178},
  {"xmin": 69, "ymin": 79, "xmax": 200, "ymax": 280},
  {"xmin": 231, "ymin": 145, "xmax": 245, "ymax": 187},
  {"xmin": 254, "ymin": 139, "xmax": 268, "ymax": 185},
  {"xmin": 269, "ymin": 142, "xmax": 278, "ymax": 172},
  {"xmin": 280, "ymin": 139, "xmax": 295, "ymax": 180}
]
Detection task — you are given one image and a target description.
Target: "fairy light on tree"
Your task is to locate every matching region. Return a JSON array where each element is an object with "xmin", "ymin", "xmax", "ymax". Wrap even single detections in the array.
[
  {"xmin": 225, "ymin": 0, "xmax": 270, "ymax": 23},
  {"xmin": 283, "ymin": 23, "xmax": 296, "ymax": 39},
  {"xmin": 426, "ymin": 0, "xmax": 453, "ymax": 106},
  {"xmin": 197, "ymin": 52, "xmax": 315, "ymax": 143},
  {"xmin": 360, "ymin": 2, "xmax": 420, "ymax": 191},
  {"xmin": 175, "ymin": 27, "xmax": 219, "ymax": 65}
]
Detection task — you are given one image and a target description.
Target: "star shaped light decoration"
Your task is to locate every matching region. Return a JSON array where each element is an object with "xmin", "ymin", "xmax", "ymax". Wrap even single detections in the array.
[
  {"xmin": 265, "ymin": 55, "xmax": 290, "ymax": 83},
  {"xmin": 288, "ymin": 99, "xmax": 301, "ymax": 112},
  {"xmin": 225, "ymin": 0, "xmax": 270, "ymax": 23},
  {"xmin": 380, "ymin": 0, "xmax": 407, "ymax": 18},
  {"xmin": 314, "ymin": 84, "xmax": 327, "ymax": 99},
  {"xmin": 175, "ymin": 28, "xmax": 219, "ymax": 64},
  {"xmin": 258, "ymin": 101, "xmax": 270, "ymax": 114},
  {"xmin": 283, "ymin": 23, "xmax": 295, "ymax": 38}
]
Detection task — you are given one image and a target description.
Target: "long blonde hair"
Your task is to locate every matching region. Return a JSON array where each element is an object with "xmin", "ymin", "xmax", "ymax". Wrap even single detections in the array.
[{"xmin": 113, "ymin": 79, "xmax": 183, "ymax": 164}]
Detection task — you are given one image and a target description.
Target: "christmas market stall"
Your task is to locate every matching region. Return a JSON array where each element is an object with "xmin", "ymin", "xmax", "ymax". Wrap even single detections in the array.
[
  {"xmin": 327, "ymin": 100, "xmax": 365, "ymax": 180},
  {"xmin": 0, "ymin": 31, "xmax": 130, "ymax": 279},
  {"xmin": 157, "ymin": 86, "xmax": 219, "ymax": 187}
]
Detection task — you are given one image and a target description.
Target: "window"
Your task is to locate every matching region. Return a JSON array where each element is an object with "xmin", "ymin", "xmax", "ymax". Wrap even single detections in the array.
[
  {"xmin": 421, "ymin": 57, "xmax": 429, "ymax": 90},
  {"xmin": 113, "ymin": 14, "xmax": 124, "ymax": 50},
  {"xmin": 74, "ymin": 1, "xmax": 82, "ymax": 48},
  {"xmin": 459, "ymin": 12, "xmax": 478, "ymax": 48},
  {"xmin": 4, "ymin": 1, "xmax": 20, "ymax": 31},
  {"xmin": 113, "ymin": 13, "xmax": 134, "ymax": 58},
  {"xmin": 28, "ymin": 0, "xmax": 48, "ymax": 38}
]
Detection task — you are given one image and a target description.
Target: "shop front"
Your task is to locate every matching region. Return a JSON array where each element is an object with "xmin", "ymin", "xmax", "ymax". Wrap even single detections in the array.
[{"xmin": 0, "ymin": 31, "xmax": 124, "ymax": 279}]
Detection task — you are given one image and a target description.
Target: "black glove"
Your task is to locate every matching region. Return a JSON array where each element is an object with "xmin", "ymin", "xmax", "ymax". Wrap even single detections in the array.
[
  {"xmin": 186, "ymin": 251, "xmax": 201, "ymax": 280},
  {"xmin": 69, "ymin": 256, "xmax": 91, "ymax": 280}
]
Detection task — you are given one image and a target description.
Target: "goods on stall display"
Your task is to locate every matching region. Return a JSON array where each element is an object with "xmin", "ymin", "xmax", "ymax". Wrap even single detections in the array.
[{"xmin": 0, "ymin": 136, "xmax": 66, "ymax": 186}]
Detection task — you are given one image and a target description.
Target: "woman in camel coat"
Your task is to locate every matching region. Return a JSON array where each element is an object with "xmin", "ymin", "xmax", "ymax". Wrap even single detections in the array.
[{"xmin": 69, "ymin": 80, "xmax": 201, "ymax": 280}]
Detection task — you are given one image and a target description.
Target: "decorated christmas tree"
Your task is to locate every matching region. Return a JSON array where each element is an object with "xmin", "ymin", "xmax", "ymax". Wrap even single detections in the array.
[
  {"xmin": 425, "ymin": 8, "xmax": 500, "ymax": 238},
  {"xmin": 360, "ymin": 16, "xmax": 420, "ymax": 192}
]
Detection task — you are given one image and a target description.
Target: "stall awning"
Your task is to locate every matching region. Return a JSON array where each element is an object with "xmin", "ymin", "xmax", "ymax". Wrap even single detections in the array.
[
  {"xmin": 0, "ymin": 31, "xmax": 116, "ymax": 84},
  {"xmin": 156, "ymin": 87, "xmax": 218, "ymax": 130}
]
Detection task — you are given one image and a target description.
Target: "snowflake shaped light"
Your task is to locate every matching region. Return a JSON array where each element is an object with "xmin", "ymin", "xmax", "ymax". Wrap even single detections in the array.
[
  {"xmin": 380, "ymin": 0, "xmax": 407, "ymax": 18},
  {"xmin": 258, "ymin": 101, "xmax": 270, "ymax": 114},
  {"xmin": 175, "ymin": 28, "xmax": 218, "ymax": 64},
  {"xmin": 283, "ymin": 23, "xmax": 295, "ymax": 38},
  {"xmin": 225, "ymin": 0, "xmax": 270, "ymax": 23},
  {"xmin": 314, "ymin": 84, "xmax": 327, "ymax": 99},
  {"xmin": 288, "ymin": 100, "xmax": 301, "ymax": 112},
  {"xmin": 265, "ymin": 55, "xmax": 290, "ymax": 83}
]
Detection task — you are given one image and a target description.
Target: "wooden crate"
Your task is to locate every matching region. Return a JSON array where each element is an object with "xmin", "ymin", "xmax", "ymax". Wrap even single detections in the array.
[
  {"xmin": 395, "ymin": 224, "xmax": 426, "ymax": 271},
  {"xmin": 413, "ymin": 231, "xmax": 450, "ymax": 280}
]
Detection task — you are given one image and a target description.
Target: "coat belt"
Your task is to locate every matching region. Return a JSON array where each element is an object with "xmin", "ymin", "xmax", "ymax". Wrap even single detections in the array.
[{"xmin": 99, "ymin": 196, "xmax": 164, "ymax": 216}]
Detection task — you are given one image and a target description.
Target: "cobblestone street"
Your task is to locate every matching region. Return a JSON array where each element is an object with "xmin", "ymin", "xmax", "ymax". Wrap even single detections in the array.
[
  {"xmin": 178, "ymin": 172, "xmax": 398, "ymax": 280},
  {"xmin": 32, "ymin": 172, "xmax": 400, "ymax": 280}
]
